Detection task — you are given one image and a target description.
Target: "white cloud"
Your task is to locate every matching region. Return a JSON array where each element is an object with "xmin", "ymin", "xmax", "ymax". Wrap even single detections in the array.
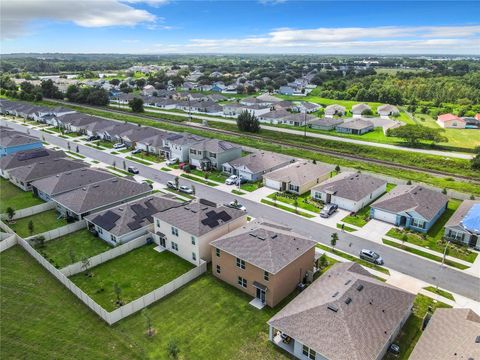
[
  {"xmin": 258, "ymin": 0, "xmax": 288, "ymax": 4},
  {"xmin": 121, "ymin": 0, "xmax": 169, "ymax": 6},
  {"xmin": 0, "ymin": 0, "xmax": 158, "ymax": 39}
]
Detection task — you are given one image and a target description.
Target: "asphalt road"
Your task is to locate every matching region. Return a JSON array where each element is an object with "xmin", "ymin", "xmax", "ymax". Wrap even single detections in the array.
[{"xmin": 3, "ymin": 119, "xmax": 480, "ymax": 301}]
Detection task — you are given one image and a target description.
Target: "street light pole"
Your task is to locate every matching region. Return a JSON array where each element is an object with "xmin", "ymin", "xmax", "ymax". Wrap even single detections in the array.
[{"xmin": 303, "ymin": 109, "xmax": 307, "ymax": 137}]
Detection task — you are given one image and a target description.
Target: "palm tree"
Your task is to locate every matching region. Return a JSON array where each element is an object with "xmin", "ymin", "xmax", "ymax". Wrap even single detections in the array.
[
  {"xmin": 6, "ymin": 207, "xmax": 15, "ymax": 223},
  {"xmin": 330, "ymin": 233, "xmax": 338, "ymax": 251}
]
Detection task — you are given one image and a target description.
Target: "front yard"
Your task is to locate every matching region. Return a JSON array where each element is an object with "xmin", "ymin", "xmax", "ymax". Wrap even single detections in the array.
[
  {"xmin": 8, "ymin": 209, "xmax": 67, "ymax": 238},
  {"xmin": 132, "ymin": 151, "xmax": 164, "ymax": 163},
  {"xmin": 189, "ymin": 168, "xmax": 229, "ymax": 183},
  {"xmin": 266, "ymin": 191, "xmax": 322, "ymax": 213},
  {"xmin": 92, "ymin": 139, "xmax": 115, "ymax": 149},
  {"xmin": 34, "ymin": 229, "xmax": 112, "ymax": 268},
  {"xmin": 0, "ymin": 177, "xmax": 44, "ymax": 213},
  {"xmin": 341, "ymin": 205, "xmax": 372, "ymax": 227},
  {"xmin": 240, "ymin": 181, "xmax": 263, "ymax": 192},
  {"xmin": 69, "ymin": 245, "xmax": 195, "ymax": 311}
]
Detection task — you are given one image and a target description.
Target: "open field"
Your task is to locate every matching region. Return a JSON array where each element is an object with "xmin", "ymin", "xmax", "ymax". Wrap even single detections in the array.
[
  {"xmin": 1, "ymin": 246, "xmax": 291, "ymax": 360},
  {"xmin": 0, "ymin": 177, "xmax": 44, "ymax": 213},
  {"xmin": 8, "ymin": 209, "xmax": 67, "ymax": 238}
]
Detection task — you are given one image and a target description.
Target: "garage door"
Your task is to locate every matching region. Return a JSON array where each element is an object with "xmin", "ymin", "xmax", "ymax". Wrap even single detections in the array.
[
  {"xmin": 373, "ymin": 209, "xmax": 397, "ymax": 224},
  {"xmin": 265, "ymin": 178, "xmax": 281, "ymax": 190}
]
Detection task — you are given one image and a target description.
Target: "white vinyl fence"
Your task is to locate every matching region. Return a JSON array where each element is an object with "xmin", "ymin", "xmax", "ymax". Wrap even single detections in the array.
[
  {"xmin": 0, "ymin": 234, "xmax": 18, "ymax": 252},
  {"xmin": 26, "ymin": 221, "xmax": 86, "ymax": 242},
  {"xmin": 60, "ymin": 235, "xmax": 149, "ymax": 276},
  {"xmin": 0, "ymin": 201, "xmax": 55, "ymax": 220}
]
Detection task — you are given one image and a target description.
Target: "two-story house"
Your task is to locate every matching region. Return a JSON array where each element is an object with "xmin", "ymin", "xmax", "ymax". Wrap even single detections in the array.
[{"xmin": 189, "ymin": 139, "xmax": 242, "ymax": 170}]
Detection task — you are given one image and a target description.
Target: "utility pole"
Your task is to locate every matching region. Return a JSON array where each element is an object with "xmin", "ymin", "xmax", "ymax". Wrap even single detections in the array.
[{"xmin": 303, "ymin": 109, "xmax": 307, "ymax": 137}]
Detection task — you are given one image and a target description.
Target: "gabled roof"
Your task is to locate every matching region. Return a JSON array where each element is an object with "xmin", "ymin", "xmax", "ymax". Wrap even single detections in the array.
[
  {"xmin": 0, "ymin": 148, "xmax": 65, "ymax": 171},
  {"xmin": 309, "ymin": 117, "xmax": 344, "ymax": 127},
  {"xmin": 337, "ymin": 119, "xmax": 374, "ymax": 130},
  {"xmin": 264, "ymin": 161, "xmax": 333, "ymax": 186},
  {"xmin": 324, "ymin": 104, "xmax": 346, "ymax": 115},
  {"xmin": 256, "ymin": 93, "xmax": 283, "ymax": 103},
  {"xmin": 7, "ymin": 158, "xmax": 88, "ymax": 183},
  {"xmin": 445, "ymin": 200, "xmax": 480, "ymax": 234},
  {"xmin": 352, "ymin": 103, "xmax": 371, "ymax": 114},
  {"xmin": 281, "ymin": 113, "xmax": 317, "ymax": 124},
  {"xmin": 0, "ymin": 129, "xmax": 40, "ymax": 148},
  {"xmin": 225, "ymin": 151, "xmax": 293, "ymax": 174},
  {"xmin": 371, "ymin": 185, "xmax": 448, "ymax": 221},
  {"xmin": 377, "ymin": 104, "xmax": 399, "ymax": 114},
  {"xmin": 190, "ymin": 138, "xmax": 240, "ymax": 153},
  {"xmin": 437, "ymin": 113, "xmax": 463, "ymax": 122},
  {"xmin": 260, "ymin": 109, "xmax": 291, "ymax": 119},
  {"xmin": 211, "ymin": 219, "xmax": 316, "ymax": 274},
  {"xmin": 268, "ymin": 262, "xmax": 415, "ymax": 360}
]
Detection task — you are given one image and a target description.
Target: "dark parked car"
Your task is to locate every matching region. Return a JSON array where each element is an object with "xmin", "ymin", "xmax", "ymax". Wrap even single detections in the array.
[
  {"xmin": 359, "ymin": 249, "xmax": 384, "ymax": 265},
  {"xmin": 320, "ymin": 203, "xmax": 338, "ymax": 218},
  {"xmin": 86, "ymin": 135, "xmax": 99, "ymax": 141},
  {"xmin": 131, "ymin": 148, "xmax": 142, "ymax": 154}
]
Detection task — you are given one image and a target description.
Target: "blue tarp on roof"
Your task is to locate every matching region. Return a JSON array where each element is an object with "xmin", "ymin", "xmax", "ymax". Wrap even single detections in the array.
[{"xmin": 461, "ymin": 203, "xmax": 480, "ymax": 234}]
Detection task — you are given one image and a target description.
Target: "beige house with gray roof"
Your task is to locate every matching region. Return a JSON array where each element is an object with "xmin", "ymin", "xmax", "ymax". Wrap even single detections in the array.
[
  {"xmin": 268, "ymin": 262, "xmax": 414, "ymax": 360},
  {"xmin": 188, "ymin": 139, "xmax": 242, "ymax": 170}
]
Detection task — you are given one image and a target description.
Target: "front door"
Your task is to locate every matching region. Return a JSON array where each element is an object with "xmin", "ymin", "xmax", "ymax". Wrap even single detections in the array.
[
  {"xmin": 326, "ymin": 193, "xmax": 331, "ymax": 204},
  {"xmin": 256, "ymin": 288, "xmax": 266, "ymax": 304},
  {"xmin": 469, "ymin": 235, "xmax": 477, "ymax": 248},
  {"xmin": 159, "ymin": 237, "xmax": 166, "ymax": 248}
]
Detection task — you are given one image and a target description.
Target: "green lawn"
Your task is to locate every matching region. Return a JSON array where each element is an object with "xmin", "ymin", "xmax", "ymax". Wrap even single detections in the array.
[
  {"xmin": 161, "ymin": 167, "xmax": 172, "ymax": 171},
  {"xmin": 422, "ymin": 286, "xmax": 455, "ymax": 301},
  {"xmin": 341, "ymin": 205, "xmax": 372, "ymax": 227},
  {"xmin": 181, "ymin": 173, "xmax": 219, "ymax": 186},
  {"xmin": 132, "ymin": 151, "xmax": 164, "ymax": 163},
  {"xmin": 125, "ymin": 155, "xmax": 152, "ymax": 165},
  {"xmin": 383, "ymin": 294, "xmax": 451, "ymax": 360},
  {"xmin": 8, "ymin": 209, "xmax": 67, "ymax": 238},
  {"xmin": 386, "ymin": 183, "xmax": 397, "ymax": 192},
  {"xmin": 267, "ymin": 191, "xmax": 322, "ymax": 213},
  {"xmin": 261, "ymin": 199, "xmax": 316, "ymax": 218},
  {"xmin": 92, "ymin": 140, "xmax": 114, "ymax": 149},
  {"xmin": 70, "ymin": 245, "xmax": 195, "ymax": 311},
  {"xmin": 240, "ymin": 181, "xmax": 263, "ymax": 192},
  {"xmin": 336, "ymin": 223, "xmax": 356, "ymax": 232},
  {"xmin": 0, "ymin": 177, "xmax": 44, "ymax": 213},
  {"xmin": 66, "ymin": 150, "xmax": 85, "ymax": 159},
  {"xmin": 190, "ymin": 168, "xmax": 229, "ymax": 183},
  {"xmin": 1, "ymin": 246, "xmax": 292, "ymax": 360},
  {"xmin": 232, "ymin": 189, "xmax": 246, "ymax": 195},
  {"xmin": 34, "ymin": 229, "xmax": 112, "ymax": 268},
  {"xmin": 106, "ymin": 166, "xmax": 131, "ymax": 176},
  {"xmin": 85, "ymin": 143, "xmax": 107, "ymax": 150}
]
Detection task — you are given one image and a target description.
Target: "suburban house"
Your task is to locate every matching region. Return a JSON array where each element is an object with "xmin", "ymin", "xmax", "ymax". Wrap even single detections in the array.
[
  {"xmin": 0, "ymin": 148, "xmax": 65, "ymax": 179},
  {"xmin": 53, "ymin": 177, "xmax": 152, "ymax": 220},
  {"xmin": 281, "ymin": 113, "xmax": 317, "ymax": 127},
  {"xmin": 223, "ymin": 103, "xmax": 271, "ymax": 118},
  {"xmin": 256, "ymin": 93, "xmax": 283, "ymax": 103},
  {"xmin": 268, "ymin": 262, "xmax": 414, "ymax": 360},
  {"xmin": 336, "ymin": 119, "xmax": 374, "ymax": 135},
  {"xmin": 152, "ymin": 199, "xmax": 247, "ymax": 266},
  {"xmin": 292, "ymin": 102, "xmax": 321, "ymax": 113},
  {"xmin": 370, "ymin": 185, "xmax": 448, "ymax": 232},
  {"xmin": 163, "ymin": 133, "xmax": 205, "ymax": 162},
  {"xmin": 351, "ymin": 103, "xmax": 372, "ymax": 116},
  {"xmin": 240, "ymin": 97, "xmax": 272, "ymax": 107},
  {"xmin": 377, "ymin": 104, "xmax": 399, "ymax": 117},
  {"xmin": 263, "ymin": 162, "xmax": 334, "ymax": 195},
  {"xmin": 135, "ymin": 133, "xmax": 168, "ymax": 155},
  {"xmin": 188, "ymin": 139, "xmax": 242, "ymax": 170},
  {"xmin": 0, "ymin": 128, "xmax": 43, "ymax": 157},
  {"xmin": 278, "ymin": 86, "xmax": 296, "ymax": 96},
  {"xmin": 308, "ymin": 118, "xmax": 343, "ymax": 131},
  {"xmin": 8, "ymin": 158, "xmax": 88, "ymax": 191},
  {"xmin": 31, "ymin": 168, "xmax": 115, "ymax": 202},
  {"xmin": 409, "ymin": 308, "xmax": 480, "ymax": 360},
  {"xmin": 436, "ymin": 114, "xmax": 466, "ymax": 129},
  {"xmin": 258, "ymin": 109, "xmax": 291, "ymax": 124},
  {"xmin": 85, "ymin": 195, "xmax": 184, "ymax": 246},
  {"xmin": 222, "ymin": 151, "xmax": 294, "ymax": 182},
  {"xmin": 311, "ymin": 172, "xmax": 387, "ymax": 212},
  {"xmin": 443, "ymin": 200, "xmax": 480, "ymax": 249},
  {"xmin": 211, "ymin": 220, "xmax": 316, "ymax": 308},
  {"xmin": 324, "ymin": 104, "xmax": 346, "ymax": 117}
]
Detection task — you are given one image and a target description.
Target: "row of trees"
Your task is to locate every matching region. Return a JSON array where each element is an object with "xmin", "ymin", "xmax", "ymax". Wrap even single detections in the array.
[
  {"xmin": 65, "ymin": 85, "xmax": 109, "ymax": 106},
  {"xmin": 386, "ymin": 125, "xmax": 448, "ymax": 146}
]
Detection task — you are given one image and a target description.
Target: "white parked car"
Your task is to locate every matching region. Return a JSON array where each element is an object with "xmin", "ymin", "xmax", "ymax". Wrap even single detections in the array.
[
  {"xmin": 113, "ymin": 143, "xmax": 126, "ymax": 149},
  {"xmin": 228, "ymin": 201, "xmax": 247, "ymax": 212},
  {"xmin": 166, "ymin": 158, "xmax": 179, "ymax": 166},
  {"xmin": 225, "ymin": 175, "xmax": 238, "ymax": 185},
  {"xmin": 179, "ymin": 185, "xmax": 193, "ymax": 194}
]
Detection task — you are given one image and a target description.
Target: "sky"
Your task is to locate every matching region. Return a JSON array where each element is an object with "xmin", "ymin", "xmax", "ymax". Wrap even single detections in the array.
[{"xmin": 1, "ymin": 0, "xmax": 479, "ymax": 55}]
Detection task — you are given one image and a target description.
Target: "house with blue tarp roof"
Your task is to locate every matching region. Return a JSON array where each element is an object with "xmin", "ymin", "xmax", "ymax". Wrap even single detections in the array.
[{"xmin": 444, "ymin": 200, "xmax": 480, "ymax": 249}]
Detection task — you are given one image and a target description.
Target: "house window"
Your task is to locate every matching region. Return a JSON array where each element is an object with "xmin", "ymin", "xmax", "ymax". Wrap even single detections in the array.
[
  {"xmin": 237, "ymin": 276, "xmax": 247, "ymax": 288},
  {"xmin": 190, "ymin": 149, "xmax": 196, "ymax": 154},
  {"xmin": 110, "ymin": 235, "xmax": 116, "ymax": 243},
  {"xmin": 216, "ymin": 265, "xmax": 221, "ymax": 274},
  {"xmin": 171, "ymin": 242, "xmax": 179, "ymax": 251},
  {"xmin": 236, "ymin": 257, "xmax": 245, "ymax": 270},
  {"xmin": 209, "ymin": 152, "xmax": 217, "ymax": 158},
  {"xmin": 411, "ymin": 218, "xmax": 426, "ymax": 229},
  {"xmin": 216, "ymin": 248, "xmax": 220, "ymax": 257},
  {"xmin": 192, "ymin": 252, "xmax": 196, "ymax": 261},
  {"xmin": 171, "ymin": 227, "xmax": 179, "ymax": 236},
  {"xmin": 97, "ymin": 227, "xmax": 103, "ymax": 234},
  {"xmin": 302, "ymin": 345, "xmax": 316, "ymax": 360},
  {"xmin": 156, "ymin": 219, "xmax": 160, "ymax": 227},
  {"xmin": 191, "ymin": 236, "xmax": 196, "ymax": 245},
  {"xmin": 288, "ymin": 184, "xmax": 299, "ymax": 193},
  {"xmin": 264, "ymin": 271, "xmax": 269, "ymax": 281},
  {"xmin": 313, "ymin": 192, "xmax": 322, "ymax": 200}
]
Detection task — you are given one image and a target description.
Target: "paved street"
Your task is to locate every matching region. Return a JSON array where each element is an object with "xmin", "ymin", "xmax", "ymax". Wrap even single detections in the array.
[{"xmin": 3, "ymin": 119, "xmax": 480, "ymax": 301}]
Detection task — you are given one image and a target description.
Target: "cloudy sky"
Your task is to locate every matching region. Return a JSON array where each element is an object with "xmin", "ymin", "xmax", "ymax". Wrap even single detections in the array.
[{"xmin": 1, "ymin": 0, "xmax": 479, "ymax": 54}]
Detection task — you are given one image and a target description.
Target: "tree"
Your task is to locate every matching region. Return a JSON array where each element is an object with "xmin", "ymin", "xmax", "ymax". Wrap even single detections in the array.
[
  {"xmin": 330, "ymin": 232, "xmax": 338, "ymax": 251},
  {"xmin": 5, "ymin": 207, "xmax": 15, "ymax": 222},
  {"xmin": 142, "ymin": 308, "xmax": 154, "ymax": 337},
  {"xmin": 401, "ymin": 233, "xmax": 408, "ymax": 246},
  {"xmin": 335, "ymin": 165, "xmax": 340, "ymax": 173},
  {"xmin": 236, "ymin": 111, "xmax": 260, "ymax": 133},
  {"xmin": 112, "ymin": 160, "xmax": 116, "ymax": 168},
  {"xmin": 442, "ymin": 188, "xmax": 448, "ymax": 195},
  {"xmin": 317, "ymin": 253, "xmax": 328, "ymax": 270},
  {"xmin": 168, "ymin": 340, "xmax": 180, "ymax": 359},
  {"xmin": 34, "ymin": 235, "xmax": 45, "ymax": 248},
  {"xmin": 174, "ymin": 176, "xmax": 179, "ymax": 189},
  {"xmin": 28, "ymin": 220, "xmax": 34, "ymax": 236},
  {"xmin": 471, "ymin": 147, "xmax": 480, "ymax": 170},
  {"xmin": 129, "ymin": 97, "xmax": 144, "ymax": 113},
  {"xmin": 294, "ymin": 197, "xmax": 299, "ymax": 214},
  {"xmin": 406, "ymin": 180, "xmax": 412, "ymax": 185},
  {"xmin": 387, "ymin": 125, "xmax": 447, "ymax": 146},
  {"xmin": 191, "ymin": 185, "xmax": 196, "ymax": 195},
  {"xmin": 76, "ymin": 145, "xmax": 79, "ymax": 153}
]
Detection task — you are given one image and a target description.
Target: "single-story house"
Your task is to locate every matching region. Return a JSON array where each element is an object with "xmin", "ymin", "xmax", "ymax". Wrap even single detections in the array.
[
  {"xmin": 370, "ymin": 185, "xmax": 448, "ymax": 233},
  {"xmin": 324, "ymin": 104, "xmax": 346, "ymax": 117},
  {"xmin": 268, "ymin": 262, "xmax": 414, "ymax": 360},
  {"xmin": 311, "ymin": 172, "xmax": 387, "ymax": 212},
  {"xmin": 278, "ymin": 86, "xmax": 295, "ymax": 96},
  {"xmin": 222, "ymin": 151, "xmax": 294, "ymax": 182},
  {"xmin": 240, "ymin": 97, "xmax": 272, "ymax": 107},
  {"xmin": 53, "ymin": 177, "xmax": 152, "ymax": 220},
  {"xmin": 31, "ymin": 168, "xmax": 115, "ymax": 202},
  {"xmin": 152, "ymin": 199, "xmax": 247, "ymax": 266},
  {"xmin": 336, "ymin": 119, "xmax": 374, "ymax": 135},
  {"xmin": 0, "ymin": 148, "xmax": 65, "ymax": 179},
  {"xmin": 8, "ymin": 157, "xmax": 88, "ymax": 191},
  {"xmin": 443, "ymin": 200, "xmax": 480, "ymax": 249},
  {"xmin": 292, "ymin": 102, "xmax": 321, "ymax": 113},
  {"xmin": 377, "ymin": 104, "xmax": 399, "ymax": 117},
  {"xmin": 263, "ymin": 162, "xmax": 334, "ymax": 195},
  {"xmin": 0, "ymin": 128, "xmax": 43, "ymax": 157},
  {"xmin": 223, "ymin": 103, "xmax": 271, "ymax": 118},
  {"xmin": 189, "ymin": 138, "xmax": 242, "ymax": 170},
  {"xmin": 352, "ymin": 103, "xmax": 372, "ymax": 116},
  {"xmin": 281, "ymin": 113, "xmax": 317, "ymax": 127},
  {"xmin": 258, "ymin": 110, "xmax": 291, "ymax": 124},
  {"xmin": 211, "ymin": 219, "xmax": 316, "ymax": 308},
  {"xmin": 436, "ymin": 114, "xmax": 466, "ymax": 129},
  {"xmin": 409, "ymin": 308, "xmax": 480, "ymax": 360},
  {"xmin": 256, "ymin": 93, "xmax": 283, "ymax": 104},
  {"xmin": 308, "ymin": 118, "xmax": 344, "ymax": 131},
  {"xmin": 85, "ymin": 195, "xmax": 184, "ymax": 246}
]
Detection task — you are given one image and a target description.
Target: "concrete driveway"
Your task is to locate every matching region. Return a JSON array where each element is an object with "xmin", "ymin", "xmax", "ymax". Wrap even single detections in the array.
[
  {"xmin": 353, "ymin": 219, "xmax": 393, "ymax": 243},
  {"xmin": 312, "ymin": 209, "xmax": 350, "ymax": 227}
]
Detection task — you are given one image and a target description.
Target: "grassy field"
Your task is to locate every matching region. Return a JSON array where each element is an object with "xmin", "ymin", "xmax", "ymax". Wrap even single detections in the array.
[
  {"xmin": 0, "ymin": 177, "xmax": 44, "ymax": 213},
  {"xmin": 1, "ymin": 246, "xmax": 291, "ymax": 360},
  {"xmin": 34, "ymin": 229, "xmax": 112, "ymax": 268},
  {"xmin": 267, "ymin": 192, "xmax": 322, "ymax": 213},
  {"xmin": 8, "ymin": 209, "xmax": 67, "ymax": 238},
  {"xmin": 70, "ymin": 245, "xmax": 195, "ymax": 311}
]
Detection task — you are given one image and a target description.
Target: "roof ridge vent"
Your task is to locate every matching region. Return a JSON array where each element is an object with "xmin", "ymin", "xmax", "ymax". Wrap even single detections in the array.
[
  {"xmin": 345, "ymin": 297, "xmax": 352, "ymax": 305},
  {"xmin": 327, "ymin": 304, "xmax": 338, "ymax": 313},
  {"xmin": 249, "ymin": 233, "xmax": 257, "ymax": 238},
  {"xmin": 332, "ymin": 291, "xmax": 339, "ymax": 297},
  {"xmin": 356, "ymin": 284, "xmax": 364, "ymax": 292}
]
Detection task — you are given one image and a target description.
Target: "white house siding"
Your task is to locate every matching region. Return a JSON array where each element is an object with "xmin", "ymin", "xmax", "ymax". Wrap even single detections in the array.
[
  {"xmin": 371, "ymin": 209, "xmax": 398, "ymax": 224},
  {"xmin": 89, "ymin": 222, "xmax": 152, "ymax": 246},
  {"xmin": 312, "ymin": 184, "xmax": 386, "ymax": 212},
  {"xmin": 265, "ymin": 178, "xmax": 282, "ymax": 191},
  {"xmin": 35, "ymin": 189, "xmax": 51, "ymax": 202}
]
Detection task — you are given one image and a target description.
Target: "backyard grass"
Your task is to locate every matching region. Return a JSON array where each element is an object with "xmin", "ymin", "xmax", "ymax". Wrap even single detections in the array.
[
  {"xmin": 70, "ymin": 244, "xmax": 195, "ymax": 311},
  {"xmin": 267, "ymin": 191, "xmax": 322, "ymax": 213},
  {"xmin": 261, "ymin": 199, "xmax": 316, "ymax": 218},
  {"xmin": 240, "ymin": 181, "xmax": 263, "ymax": 192},
  {"xmin": 0, "ymin": 177, "xmax": 44, "ymax": 213},
  {"xmin": 383, "ymin": 294, "xmax": 451, "ymax": 360},
  {"xmin": 316, "ymin": 244, "xmax": 390, "ymax": 275},
  {"xmin": 34, "ymin": 229, "xmax": 112, "ymax": 268},
  {"xmin": 125, "ymin": 155, "xmax": 152, "ymax": 165},
  {"xmin": 181, "ymin": 173, "xmax": 219, "ymax": 186},
  {"xmin": 382, "ymin": 239, "xmax": 469, "ymax": 270},
  {"xmin": 8, "ymin": 209, "xmax": 67, "ymax": 238},
  {"xmin": 1, "ymin": 246, "xmax": 292, "ymax": 360},
  {"xmin": 341, "ymin": 205, "xmax": 372, "ymax": 227},
  {"xmin": 422, "ymin": 286, "xmax": 455, "ymax": 301}
]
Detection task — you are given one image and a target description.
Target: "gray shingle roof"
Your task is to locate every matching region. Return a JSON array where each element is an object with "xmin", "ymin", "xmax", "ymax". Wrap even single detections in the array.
[
  {"xmin": 264, "ymin": 162, "xmax": 333, "ymax": 187},
  {"xmin": 190, "ymin": 138, "xmax": 240, "ymax": 153},
  {"xmin": 445, "ymin": 200, "xmax": 480, "ymax": 232},
  {"xmin": 211, "ymin": 220, "xmax": 316, "ymax": 273},
  {"xmin": 309, "ymin": 118, "xmax": 344, "ymax": 127},
  {"xmin": 153, "ymin": 199, "xmax": 245, "ymax": 237},
  {"xmin": 325, "ymin": 104, "xmax": 346, "ymax": 115},
  {"xmin": 260, "ymin": 110, "xmax": 291, "ymax": 119},
  {"xmin": 8, "ymin": 158, "xmax": 88, "ymax": 183},
  {"xmin": 0, "ymin": 148, "xmax": 65, "ymax": 171},
  {"xmin": 268, "ymin": 262, "xmax": 415, "ymax": 360},
  {"xmin": 409, "ymin": 308, "xmax": 480, "ymax": 360},
  {"xmin": 311, "ymin": 172, "xmax": 387, "ymax": 202},
  {"xmin": 30, "ymin": 168, "xmax": 115, "ymax": 197},
  {"xmin": 226, "ymin": 151, "xmax": 293, "ymax": 174},
  {"xmin": 53, "ymin": 177, "xmax": 151, "ymax": 214},
  {"xmin": 352, "ymin": 103, "xmax": 372, "ymax": 114},
  {"xmin": 371, "ymin": 185, "xmax": 448, "ymax": 221},
  {"xmin": 0, "ymin": 129, "xmax": 40, "ymax": 148},
  {"xmin": 337, "ymin": 119, "xmax": 374, "ymax": 130}
]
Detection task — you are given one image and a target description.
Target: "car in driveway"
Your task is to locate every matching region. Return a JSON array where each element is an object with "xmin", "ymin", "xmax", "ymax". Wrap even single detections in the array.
[
  {"xmin": 320, "ymin": 203, "xmax": 338, "ymax": 218},
  {"xmin": 113, "ymin": 143, "xmax": 126, "ymax": 149},
  {"xmin": 127, "ymin": 166, "xmax": 139, "ymax": 174},
  {"xmin": 359, "ymin": 249, "xmax": 384, "ymax": 265},
  {"xmin": 86, "ymin": 135, "xmax": 99, "ymax": 141},
  {"xmin": 131, "ymin": 148, "xmax": 142, "ymax": 154},
  {"xmin": 235, "ymin": 177, "xmax": 248, "ymax": 185},
  {"xmin": 166, "ymin": 158, "xmax": 178, "ymax": 166},
  {"xmin": 227, "ymin": 201, "xmax": 247, "ymax": 211},
  {"xmin": 167, "ymin": 180, "xmax": 177, "ymax": 190},
  {"xmin": 225, "ymin": 175, "xmax": 238, "ymax": 185},
  {"xmin": 179, "ymin": 185, "xmax": 193, "ymax": 194}
]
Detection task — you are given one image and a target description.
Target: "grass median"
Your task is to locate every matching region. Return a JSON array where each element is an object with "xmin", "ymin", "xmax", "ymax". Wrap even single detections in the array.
[{"xmin": 261, "ymin": 199, "xmax": 316, "ymax": 218}]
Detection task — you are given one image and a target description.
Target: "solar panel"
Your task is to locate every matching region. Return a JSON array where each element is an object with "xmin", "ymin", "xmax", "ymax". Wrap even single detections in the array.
[
  {"xmin": 92, "ymin": 211, "xmax": 121, "ymax": 231},
  {"xmin": 201, "ymin": 210, "xmax": 233, "ymax": 228},
  {"xmin": 17, "ymin": 149, "xmax": 50, "ymax": 161},
  {"xmin": 199, "ymin": 198, "xmax": 216, "ymax": 208}
]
